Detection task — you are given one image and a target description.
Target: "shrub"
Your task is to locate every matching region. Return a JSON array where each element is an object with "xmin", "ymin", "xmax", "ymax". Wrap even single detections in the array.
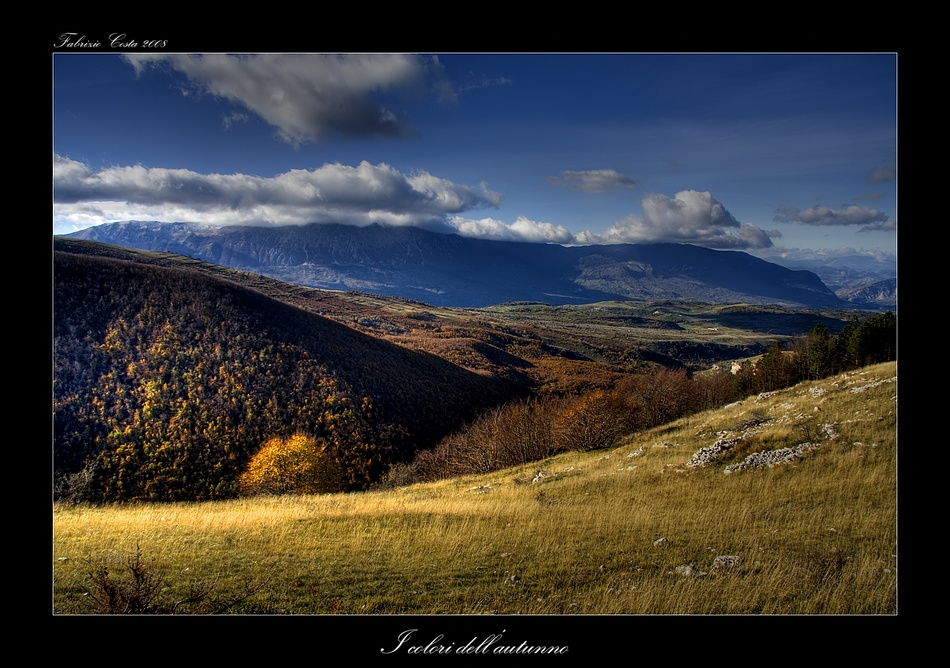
[
  {"xmin": 413, "ymin": 397, "xmax": 569, "ymax": 481},
  {"xmin": 555, "ymin": 390, "xmax": 631, "ymax": 452},
  {"xmin": 619, "ymin": 367, "xmax": 695, "ymax": 430},
  {"xmin": 239, "ymin": 434, "xmax": 345, "ymax": 496},
  {"xmin": 54, "ymin": 460, "xmax": 99, "ymax": 505},
  {"xmin": 370, "ymin": 461, "xmax": 418, "ymax": 490},
  {"xmin": 84, "ymin": 542, "xmax": 166, "ymax": 614},
  {"xmin": 82, "ymin": 542, "xmax": 267, "ymax": 614}
]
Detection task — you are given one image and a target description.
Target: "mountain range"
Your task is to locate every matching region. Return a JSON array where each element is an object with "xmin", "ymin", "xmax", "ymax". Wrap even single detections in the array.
[
  {"xmin": 66, "ymin": 221, "xmax": 847, "ymax": 309},
  {"xmin": 776, "ymin": 254, "xmax": 896, "ymax": 309}
]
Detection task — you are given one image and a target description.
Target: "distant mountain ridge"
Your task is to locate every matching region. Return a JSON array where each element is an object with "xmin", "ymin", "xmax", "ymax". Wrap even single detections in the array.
[
  {"xmin": 773, "ymin": 255, "xmax": 896, "ymax": 310},
  {"xmin": 66, "ymin": 221, "xmax": 845, "ymax": 309},
  {"xmin": 834, "ymin": 277, "xmax": 897, "ymax": 308}
]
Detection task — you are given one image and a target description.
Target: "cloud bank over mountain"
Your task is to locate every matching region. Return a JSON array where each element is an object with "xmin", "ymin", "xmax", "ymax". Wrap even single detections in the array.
[
  {"xmin": 54, "ymin": 154, "xmax": 501, "ymax": 230},
  {"xmin": 445, "ymin": 215, "xmax": 574, "ymax": 244},
  {"xmin": 54, "ymin": 155, "xmax": 778, "ymax": 250}
]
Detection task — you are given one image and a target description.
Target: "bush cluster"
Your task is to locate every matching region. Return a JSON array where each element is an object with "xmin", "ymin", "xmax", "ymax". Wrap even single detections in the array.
[
  {"xmin": 408, "ymin": 311, "xmax": 897, "ymax": 484},
  {"xmin": 414, "ymin": 397, "xmax": 570, "ymax": 481},
  {"xmin": 414, "ymin": 367, "xmax": 717, "ymax": 481}
]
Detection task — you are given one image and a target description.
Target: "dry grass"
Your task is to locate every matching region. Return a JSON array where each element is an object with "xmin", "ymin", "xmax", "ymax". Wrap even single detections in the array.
[{"xmin": 53, "ymin": 362, "xmax": 896, "ymax": 615}]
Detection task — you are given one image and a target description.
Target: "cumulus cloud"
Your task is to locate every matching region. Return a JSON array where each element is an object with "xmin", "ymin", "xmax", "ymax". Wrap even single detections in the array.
[
  {"xmin": 446, "ymin": 215, "xmax": 574, "ymax": 243},
  {"xmin": 548, "ymin": 169, "xmax": 637, "ymax": 193},
  {"xmin": 53, "ymin": 154, "xmax": 500, "ymax": 229},
  {"xmin": 575, "ymin": 190, "xmax": 773, "ymax": 249},
  {"xmin": 122, "ymin": 53, "xmax": 432, "ymax": 144},
  {"xmin": 774, "ymin": 204, "xmax": 891, "ymax": 228}
]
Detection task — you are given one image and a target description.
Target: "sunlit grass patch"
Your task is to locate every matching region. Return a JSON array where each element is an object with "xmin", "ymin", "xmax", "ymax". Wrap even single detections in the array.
[{"xmin": 54, "ymin": 362, "xmax": 896, "ymax": 615}]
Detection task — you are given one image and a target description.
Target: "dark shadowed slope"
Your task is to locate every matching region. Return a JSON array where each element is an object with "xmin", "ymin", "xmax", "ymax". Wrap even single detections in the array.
[{"xmin": 54, "ymin": 245, "xmax": 517, "ymax": 501}]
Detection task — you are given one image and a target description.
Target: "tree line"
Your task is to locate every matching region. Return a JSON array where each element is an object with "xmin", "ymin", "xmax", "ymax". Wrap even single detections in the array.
[{"xmin": 732, "ymin": 310, "xmax": 896, "ymax": 394}]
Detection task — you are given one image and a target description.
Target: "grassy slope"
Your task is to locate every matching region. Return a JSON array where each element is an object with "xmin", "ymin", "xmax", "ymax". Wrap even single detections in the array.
[{"xmin": 53, "ymin": 361, "xmax": 896, "ymax": 615}]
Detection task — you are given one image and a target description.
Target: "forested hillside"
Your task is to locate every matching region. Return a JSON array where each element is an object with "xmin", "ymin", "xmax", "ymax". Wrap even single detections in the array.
[
  {"xmin": 53, "ymin": 240, "xmax": 895, "ymax": 504},
  {"xmin": 54, "ymin": 250, "xmax": 516, "ymax": 502}
]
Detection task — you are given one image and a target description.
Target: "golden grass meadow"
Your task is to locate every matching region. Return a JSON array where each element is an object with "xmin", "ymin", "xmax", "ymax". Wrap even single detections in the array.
[{"xmin": 53, "ymin": 361, "xmax": 896, "ymax": 616}]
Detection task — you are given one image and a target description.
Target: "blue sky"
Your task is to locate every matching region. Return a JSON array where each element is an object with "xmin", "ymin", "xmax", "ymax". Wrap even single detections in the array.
[{"xmin": 53, "ymin": 53, "xmax": 897, "ymax": 269}]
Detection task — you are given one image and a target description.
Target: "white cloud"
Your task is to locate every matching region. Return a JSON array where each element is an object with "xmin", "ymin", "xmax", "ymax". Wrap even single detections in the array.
[
  {"xmin": 53, "ymin": 154, "xmax": 500, "ymax": 231},
  {"xmin": 576, "ymin": 190, "xmax": 773, "ymax": 249},
  {"xmin": 122, "ymin": 53, "xmax": 432, "ymax": 144},
  {"xmin": 548, "ymin": 169, "xmax": 637, "ymax": 193},
  {"xmin": 446, "ymin": 215, "xmax": 574, "ymax": 244},
  {"xmin": 52, "ymin": 156, "xmax": 776, "ymax": 251}
]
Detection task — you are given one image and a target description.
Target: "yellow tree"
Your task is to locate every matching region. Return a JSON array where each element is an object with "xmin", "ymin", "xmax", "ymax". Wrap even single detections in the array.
[{"xmin": 239, "ymin": 434, "xmax": 344, "ymax": 496}]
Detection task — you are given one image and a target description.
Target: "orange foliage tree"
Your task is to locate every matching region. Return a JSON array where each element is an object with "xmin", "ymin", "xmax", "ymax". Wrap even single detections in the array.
[
  {"xmin": 555, "ymin": 391, "xmax": 632, "ymax": 452},
  {"xmin": 239, "ymin": 434, "xmax": 344, "ymax": 496}
]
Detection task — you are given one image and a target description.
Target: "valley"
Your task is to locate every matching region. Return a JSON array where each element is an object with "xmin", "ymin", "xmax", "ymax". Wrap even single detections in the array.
[
  {"xmin": 52, "ymin": 238, "xmax": 896, "ymax": 620},
  {"xmin": 54, "ymin": 237, "xmax": 864, "ymax": 380}
]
